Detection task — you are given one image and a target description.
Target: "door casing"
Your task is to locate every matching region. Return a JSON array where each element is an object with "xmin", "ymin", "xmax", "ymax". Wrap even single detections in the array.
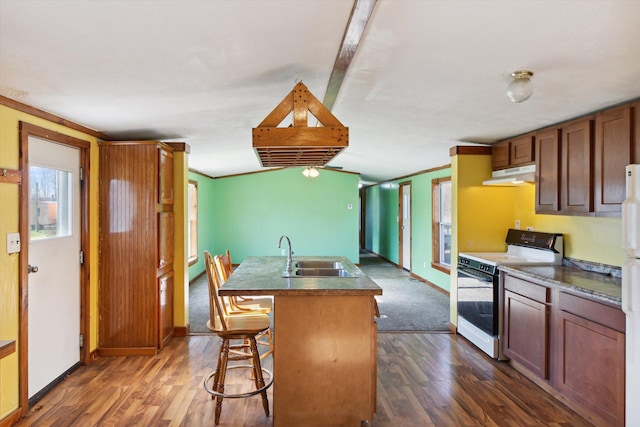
[
  {"xmin": 18, "ymin": 122, "xmax": 90, "ymax": 411},
  {"xmin": 399, "ymin": 181, "xmax": 412, "ymax": 271}
]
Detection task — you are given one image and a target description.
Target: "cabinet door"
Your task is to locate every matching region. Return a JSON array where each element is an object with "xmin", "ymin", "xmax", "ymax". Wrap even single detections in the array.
[
  {"xmin": 503, "ymin": 289, "xmax": 549, "ymax": 379},
  {"xmin": 561, "ymin": 118, "xmax": 594, "ymax": 214},
  {"xmin": 492, "ymin": 141, "xmax": 510, "ymax": 169},
  {"xmin": 510, "ymin": 135, "xmax": 534, "ymax": 165},
  {"xmin": 158, "ymin": 146, "xmax": 174, "ymax": 204},
  {"xmin": 158, "ymin": 210, "xmax": 174, "ymax": 276},
  {"xmin": 594, "ymin": 106, "xmax": 632, "ymax": 215},
  {"xmin": 634, "ymin": 102, "xmax": 640, "ymax": 163},
  {"xmin": 555, "ymin": 309, "xmax": 625, "ymax": 426},
  {"xmin": 535, "ymin": 128, "xmax": 561, "ymax": 213},
  {"xmin": 158, "ymin": 272, "xmax": 174, "ymax": 349}
]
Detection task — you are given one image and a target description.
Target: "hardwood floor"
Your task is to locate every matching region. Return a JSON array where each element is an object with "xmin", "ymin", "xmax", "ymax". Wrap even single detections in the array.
[{"xmin": 15, "ymin": 333, "xmax": 592, "ymax": 426}]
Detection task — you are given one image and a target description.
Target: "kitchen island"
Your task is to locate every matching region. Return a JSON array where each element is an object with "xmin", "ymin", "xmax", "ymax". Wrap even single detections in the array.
[{"xmin": 218, "ymin": 256, "xmax": 382, "ymax": 427}]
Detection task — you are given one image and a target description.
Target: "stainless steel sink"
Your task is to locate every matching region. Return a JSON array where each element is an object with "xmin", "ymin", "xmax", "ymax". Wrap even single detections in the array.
[
  {"xmin": 281, "ymin": 259, "xmax": 357, "ymax": 278},
  {"xmin": 294, "ymin": 260, "xmax": 344, "ymax": 269},
  {"xmin": 294, "ymin": 268, "xmax": 356, "ymax": 277}
]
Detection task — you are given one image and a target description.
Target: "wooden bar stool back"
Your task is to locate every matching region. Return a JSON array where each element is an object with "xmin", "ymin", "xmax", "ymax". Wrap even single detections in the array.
[
  {"xmin": 203, "ymin": 251, "xmax": 273, "ymax": 425},
  {"xmin": 213, "ymin": 254, "xmax": 274, "ymax": 360},
  {"xmin": 218, "ymin": 250, "xmax": 273, "ymax": 313}
]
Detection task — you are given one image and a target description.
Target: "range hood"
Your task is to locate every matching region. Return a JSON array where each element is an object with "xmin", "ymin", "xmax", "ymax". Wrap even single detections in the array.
[{"xmin": 482, "ymin": 164, "xmax": 536, "ymax": 186}]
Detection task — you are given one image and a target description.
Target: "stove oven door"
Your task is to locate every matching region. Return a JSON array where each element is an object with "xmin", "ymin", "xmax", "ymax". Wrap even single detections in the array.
[{"xmin": 457, "ymin": 265, "xmax": 499, "ymax": 338}]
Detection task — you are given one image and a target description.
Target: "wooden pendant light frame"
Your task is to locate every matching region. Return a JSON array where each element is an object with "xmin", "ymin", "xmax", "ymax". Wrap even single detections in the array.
[{"xmin": 252, "ymin": 82, "xmax": 348, "ymax": 167}]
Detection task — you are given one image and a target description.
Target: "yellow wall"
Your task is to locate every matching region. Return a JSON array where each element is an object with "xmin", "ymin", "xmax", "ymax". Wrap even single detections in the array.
[
  {"xmin": 451, "ymin": 152, "xmax": 519, "ymax": 325},
  {"xmin": 514, "ymin": 184, "xmax": 624, "ymax": 266},
  {"xmin": 0, "ymin": 104, "xmax": 99, "ymax": 419},
  {"xmin": 173, "ymin": 150, "xmax": 189, "ymax": 328}
]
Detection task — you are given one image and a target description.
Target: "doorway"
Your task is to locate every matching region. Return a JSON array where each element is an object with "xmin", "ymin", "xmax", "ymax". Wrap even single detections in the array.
[
  {"xmin": 399, "ymin": 181, "xmax": 411, "ymax": 271},
  {"xmin": 19, "ymin": 123, "xmax": 90, "ymax": 408}
]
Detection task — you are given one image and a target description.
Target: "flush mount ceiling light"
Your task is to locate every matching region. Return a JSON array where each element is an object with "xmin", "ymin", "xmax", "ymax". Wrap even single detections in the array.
[
  {"xmin": 506, "ymin": 70, "xmax": 534, "ymax": 103},
  {"xmin": 302, "ymin": 167, "xmax": 320, "ymax": 178}
]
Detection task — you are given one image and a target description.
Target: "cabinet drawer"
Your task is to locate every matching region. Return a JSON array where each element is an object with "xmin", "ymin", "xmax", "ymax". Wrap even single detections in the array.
[
  {"xmin": 558, "ymin": 292, "xmax": 625, "ymax": 333},
  {"xmin": 504, "ymin": 275, "xmax": 549, "ymax": 303}
]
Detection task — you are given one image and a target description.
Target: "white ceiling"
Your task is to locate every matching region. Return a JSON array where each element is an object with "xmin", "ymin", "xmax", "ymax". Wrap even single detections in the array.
[{"xmin": 2, "ymin": 0, "xmax": 639, "ymax": 183}]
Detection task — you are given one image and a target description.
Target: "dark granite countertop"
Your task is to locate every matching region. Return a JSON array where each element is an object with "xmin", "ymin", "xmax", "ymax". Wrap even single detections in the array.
[
  {"xmin": 219, "ymin": 256, "xmax": 383, "ymax": 296},
  {"xmin": 499, "ymin": 264, "xmax": 622, "ymax": 306}
]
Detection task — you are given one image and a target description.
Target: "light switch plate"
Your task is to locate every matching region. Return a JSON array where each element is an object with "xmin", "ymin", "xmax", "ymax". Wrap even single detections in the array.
[{"xmin": 7, "ymin": 232, "xmax": 20, "ymax": 254}]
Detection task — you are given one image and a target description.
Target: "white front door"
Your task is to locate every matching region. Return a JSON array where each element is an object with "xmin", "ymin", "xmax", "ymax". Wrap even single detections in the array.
[{"xmin": 28, "ymin": 136, "xmax": 81, "ymax": 399}]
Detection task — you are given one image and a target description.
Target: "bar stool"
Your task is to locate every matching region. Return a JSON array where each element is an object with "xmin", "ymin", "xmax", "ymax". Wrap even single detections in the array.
[
  {"xmin": 203, "ymin": 251, "xmax": 273, "ymax": 425},
  {"xmin": 213, "ymin": 254, "xmax": 274, "ymax": 360}
]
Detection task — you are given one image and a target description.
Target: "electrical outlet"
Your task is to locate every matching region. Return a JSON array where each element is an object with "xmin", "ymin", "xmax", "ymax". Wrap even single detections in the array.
[
  {"xmin": 515, "ymin": 220, "xmax": 521, "ymax": 230},
  {"xmin": 7, "ymin": 232, "xmax": 20, "ymax": 254}
]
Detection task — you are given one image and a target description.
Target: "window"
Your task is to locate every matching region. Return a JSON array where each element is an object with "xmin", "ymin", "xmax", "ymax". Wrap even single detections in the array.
[
  {"xmin": 432, "ymin": 177, "xmax": 451, "ymax": 273},
  {"xmin": 188, "ymin": 180, "xmax": 198, "ymax": 265},
  {"xmin": 29, "ymin": 165, "xmax": 73, "ymax": 240}
]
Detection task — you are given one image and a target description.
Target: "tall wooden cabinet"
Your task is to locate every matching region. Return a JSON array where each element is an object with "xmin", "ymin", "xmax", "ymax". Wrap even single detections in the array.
[{"xmin": 98, "ymin": 140, "xmax": 175, "ymax": 356}]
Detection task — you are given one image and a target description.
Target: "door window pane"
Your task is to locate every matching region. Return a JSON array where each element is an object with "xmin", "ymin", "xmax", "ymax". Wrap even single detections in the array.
[{"xmin": 30, "ymin": 166, "xmax": 73, "ymax": 240}]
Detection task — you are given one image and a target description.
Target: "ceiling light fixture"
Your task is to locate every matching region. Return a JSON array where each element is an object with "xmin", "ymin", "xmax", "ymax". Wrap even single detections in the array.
[
  {"xmin": 506, "ymin": 70, "xmax": 534, "ymax": 103},
  {"xmin": 302, "ymin": 167, "xmax": 320, "ymax": 178}
]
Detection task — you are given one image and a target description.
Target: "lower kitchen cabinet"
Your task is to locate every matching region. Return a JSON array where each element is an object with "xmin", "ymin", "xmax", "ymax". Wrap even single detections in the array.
[
  {"xmin": 503, "ymin": 276, "xmax": 550, "ymax": 379},
  {"xmin": 501, "ymin": 272, "xmax": 625, "ymax": 427},
  {"xmin": 555, "ymin": 292, "xmax": 625, "ymax": 427}
]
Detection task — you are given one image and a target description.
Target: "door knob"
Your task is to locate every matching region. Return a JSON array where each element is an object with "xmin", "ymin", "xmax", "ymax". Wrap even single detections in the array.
[{"xmin": 28, "ymin": 264, "xmax": 39, "ymax": 274}]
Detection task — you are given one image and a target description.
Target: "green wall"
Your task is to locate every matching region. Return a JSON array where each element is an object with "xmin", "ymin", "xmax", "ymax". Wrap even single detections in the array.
[
  {"xmin": 364, "ymin": 167, "xmax": 452, "ymax": 292},
  {"xmin": 188, "ymin": 167, "xmax": 360, "ymax": 279},
  {"xmin": 188, "ymin": 171, "xmax": 217, "ymax": 281}
]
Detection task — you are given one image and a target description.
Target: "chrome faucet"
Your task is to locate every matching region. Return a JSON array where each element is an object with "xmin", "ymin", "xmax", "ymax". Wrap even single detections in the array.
[{"xmin": 278, "ymin": 235, "xmax": 294, "ymax": 273}]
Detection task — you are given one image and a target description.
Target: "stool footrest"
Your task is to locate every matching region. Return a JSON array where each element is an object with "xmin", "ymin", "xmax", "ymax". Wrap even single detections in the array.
[{"xmin": 203, "ymin": 365, "xmax": 273, "ymax": 399}]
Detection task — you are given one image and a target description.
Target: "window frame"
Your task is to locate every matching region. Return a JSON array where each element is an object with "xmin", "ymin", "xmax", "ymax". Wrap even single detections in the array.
[
  {"xmin": 431, "ymin": 176, "xmax": 451, "ymax": 274},
  {"xmin": 187, "ymin": 180, "xmax": 198, "ymax": 266}
]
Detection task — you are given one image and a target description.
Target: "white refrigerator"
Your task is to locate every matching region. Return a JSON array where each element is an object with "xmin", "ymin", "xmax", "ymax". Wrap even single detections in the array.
[{"xmin": 623, "ymin": 164, "xmax": 640, "ymax": 426}]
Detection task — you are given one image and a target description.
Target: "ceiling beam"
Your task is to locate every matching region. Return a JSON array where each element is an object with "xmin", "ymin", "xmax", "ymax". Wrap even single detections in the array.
[{"xmin": 322, "ymin": 0, "xmax": 378, "ymax": 112}]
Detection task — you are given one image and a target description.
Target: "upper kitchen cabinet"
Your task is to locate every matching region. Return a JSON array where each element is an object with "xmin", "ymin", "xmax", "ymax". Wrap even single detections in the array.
[
  {"xmin": 492, "ymin": 134, "xmax": 535, "ymax": 170},
  {"xmin": 492, "ymin": 141, "xmax": 510, "ymax": 169},
  {"xmin": 98, "ymin": 140, "xmax": 175, "ymax": 356},
  {"xmin": 535, "ymin": 127, "xmax": 561, "ymax": 213},
  {"xmin": 561, "ymin": 117, "xmax": 594, "ymax": 214},
  {"xmin": 594, "ymin": 104, "xmax": 634, "ymax": 215},
  {"xmin": 531, "ymin": 100, "xmax": 639, "ymax": 216},
  {"xmin": 635, "ymin": 101, "xmax": 640, "ymax": 163}
]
